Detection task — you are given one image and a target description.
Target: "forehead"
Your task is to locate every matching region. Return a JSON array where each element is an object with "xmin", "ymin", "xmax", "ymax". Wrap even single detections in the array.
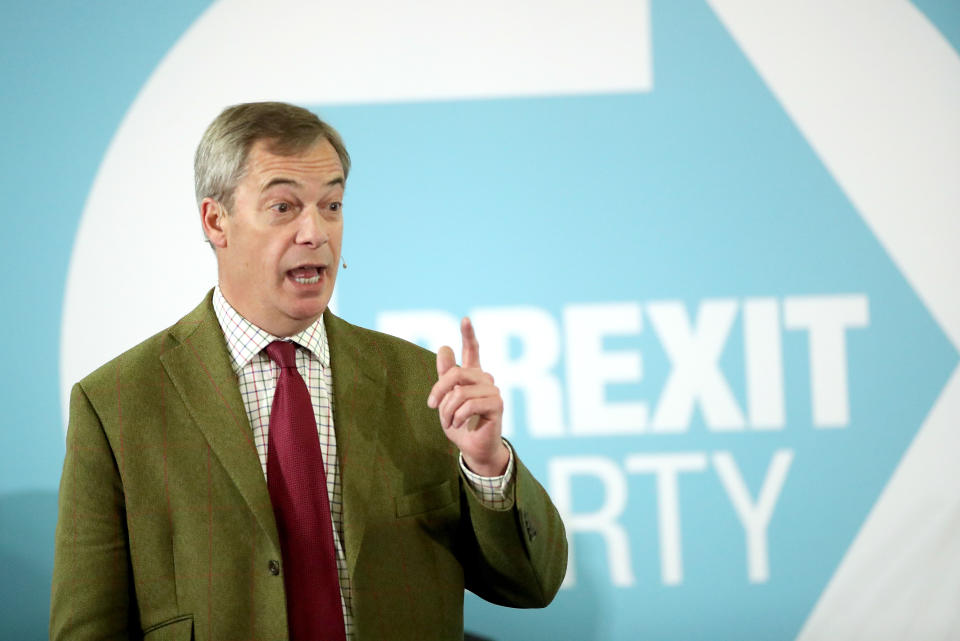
[{"xmin": 244, "ymin": 138, "xmax": 344, "ymax": 188}]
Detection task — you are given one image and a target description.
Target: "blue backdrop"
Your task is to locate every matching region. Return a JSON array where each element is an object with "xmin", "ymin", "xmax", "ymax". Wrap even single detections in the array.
[{"xmin": 2, "ymin": 2, "xmax": 958, "ymax": 640}]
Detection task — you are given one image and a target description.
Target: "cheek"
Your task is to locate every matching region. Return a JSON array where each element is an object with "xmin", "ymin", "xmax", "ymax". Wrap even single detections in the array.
[{"xmin": 263, "ymin": 241, "xmax": 291, "ymax": 273}]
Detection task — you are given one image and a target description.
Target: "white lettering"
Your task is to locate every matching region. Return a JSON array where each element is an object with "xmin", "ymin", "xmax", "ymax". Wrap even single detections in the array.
[
  {"xmin": 378, "ymin": 293, "xmax": 868, "ymax": 436},
  {"xmin": 649, "ymin": 300, "xmax": 745, "ymax": 432},
  {"xmin": 625, "ymin": 452, "xmax": 708, "ymax": 585},
  {"xmin": 564, "ymin": 302, "xmax": 647, "ymax": 435},
  {"xmin": 743, "ymin": 298, "xmax": 785, "ymax": 430},
  {"xmin": 550, "ymin": 456, "xmax": 635, "ymax": 589},
  {"xmin": 471, "ymin": 307, "xmax": 565, "ymax": 437},
  {"xmin": 784, "ymin": 295, "xmax": 869, "ymax": 427},
  {"xmin": 713, "ymin": 449, "xmax": 793, "ymax": 583},
  {"xmin": 376, "ymin": 309, "xmax": 460, "ymax": 353}
]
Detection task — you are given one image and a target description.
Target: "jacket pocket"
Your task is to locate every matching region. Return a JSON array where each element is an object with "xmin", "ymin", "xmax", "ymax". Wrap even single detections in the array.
[
  {"xmin": 143, "ymin": 614, "xmax": 193, "ymax": 640},
  {"xmin": 395, "ymin": 480, "xmax": 457, "ymax": 517}
]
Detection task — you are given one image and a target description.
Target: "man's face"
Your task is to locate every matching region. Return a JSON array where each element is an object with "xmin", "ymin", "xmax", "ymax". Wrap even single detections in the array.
[{"xmin": 213, "ymin": 138, "xmax": 345, "ymax": 336}]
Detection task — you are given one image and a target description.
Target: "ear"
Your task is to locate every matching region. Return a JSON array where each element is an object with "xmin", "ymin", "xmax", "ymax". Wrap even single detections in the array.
[{"xmin": 200, "ymin": 198, "xmax": 228, "ymax": 248}]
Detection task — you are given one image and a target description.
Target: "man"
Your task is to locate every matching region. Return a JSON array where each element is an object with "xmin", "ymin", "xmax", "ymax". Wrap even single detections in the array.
[{"xmin": 51, "ymin": 102, "xmax": 566, "ymax": 640}]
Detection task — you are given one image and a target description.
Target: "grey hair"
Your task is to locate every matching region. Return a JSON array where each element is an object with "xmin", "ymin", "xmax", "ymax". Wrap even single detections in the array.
[{"xmin": 194, "ymin": 101, "xmax": 351, "ymax": 212}]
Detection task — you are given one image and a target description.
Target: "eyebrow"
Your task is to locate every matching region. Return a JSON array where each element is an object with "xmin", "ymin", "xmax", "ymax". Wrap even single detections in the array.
[{"xmin": 260, "ymin": 176, "xmax": 345, "ymax": 192}]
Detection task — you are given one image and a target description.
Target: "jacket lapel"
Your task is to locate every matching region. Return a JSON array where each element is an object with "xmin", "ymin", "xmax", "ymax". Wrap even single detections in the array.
[
  {"xmin": 160, "ymin": 292, "xmax": 281, "ymax": 553},
  {"xmin": 156, "ymin": 296, "xmax": 387, "ymax": 570},
  {"xmin": 324, "ymin": 311, "xmax": 387, "ymax": 578}
]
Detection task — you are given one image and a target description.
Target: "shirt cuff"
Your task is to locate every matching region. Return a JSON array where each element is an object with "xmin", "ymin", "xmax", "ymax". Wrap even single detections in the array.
[{"xmin": 459, "ymin": 440, "xmax": 515, "ymax": 511}]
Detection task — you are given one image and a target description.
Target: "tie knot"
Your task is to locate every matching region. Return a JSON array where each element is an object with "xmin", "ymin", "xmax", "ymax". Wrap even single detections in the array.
[{"xmin": 265, "ymin": 341, "xmax": 299, "ymax": 369}]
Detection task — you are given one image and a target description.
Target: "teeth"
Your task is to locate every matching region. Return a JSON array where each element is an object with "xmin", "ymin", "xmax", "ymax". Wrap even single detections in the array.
[{"xmin": 290, "ymin": 266, "xmax": 323, "ymax": 284}]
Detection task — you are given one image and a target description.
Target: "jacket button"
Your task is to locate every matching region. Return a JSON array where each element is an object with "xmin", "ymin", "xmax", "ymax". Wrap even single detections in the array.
[{"xmin": 268, "ymin": 560, "xmax": 281, "ymax": 576}]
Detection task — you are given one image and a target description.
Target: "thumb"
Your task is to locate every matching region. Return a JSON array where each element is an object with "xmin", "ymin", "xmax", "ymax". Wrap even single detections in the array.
[{"xmin": 436, "ymin": 345, "xmax": 456, "ymax": 377}]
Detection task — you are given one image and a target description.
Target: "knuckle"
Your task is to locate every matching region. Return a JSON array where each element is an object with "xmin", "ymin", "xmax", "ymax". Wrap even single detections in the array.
[{"xmin": 458, "ymin": 400, "xmax": 476, "ymax": 419}]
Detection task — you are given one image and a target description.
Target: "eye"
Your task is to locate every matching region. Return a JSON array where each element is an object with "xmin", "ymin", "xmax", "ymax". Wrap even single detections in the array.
[
  {"xmin": 271, "ymin": 201, "xmax": 292, "ymax": 214},
  {"xmin": 329, "ymin": 202, "xmax": 342, "ymax": 212}
]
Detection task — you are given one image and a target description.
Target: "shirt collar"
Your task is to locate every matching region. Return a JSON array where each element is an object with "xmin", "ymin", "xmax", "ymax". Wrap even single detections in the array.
[{"xmin": 212, "ymin": 286, "xmax": 330, "ymax": 374}]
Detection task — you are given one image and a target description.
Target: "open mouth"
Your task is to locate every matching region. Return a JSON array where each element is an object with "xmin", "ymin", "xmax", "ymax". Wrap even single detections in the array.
[{"xmin": 287, "ymin": 265, "xmax": 326, "ymax": 285}]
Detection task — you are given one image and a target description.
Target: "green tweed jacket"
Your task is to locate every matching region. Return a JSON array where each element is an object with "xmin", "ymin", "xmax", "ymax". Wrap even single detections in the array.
[{"xmin": 51, "ymin": 291, "xmax": 567, "ymax": 640}]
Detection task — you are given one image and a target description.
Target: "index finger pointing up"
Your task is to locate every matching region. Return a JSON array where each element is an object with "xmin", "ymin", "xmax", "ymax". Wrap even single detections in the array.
[{"xmin": 460, "ymin": 317, "xmax": 481, "ymax": 368}]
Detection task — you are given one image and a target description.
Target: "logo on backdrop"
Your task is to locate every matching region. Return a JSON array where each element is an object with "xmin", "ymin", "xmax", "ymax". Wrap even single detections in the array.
[
  {"xmin": 379, "ymin": 294, "xmax": 869, "ymax": 589},
  {"xmin": 63, "ymin": 1, "xmax": 957, "ymax": 639}
]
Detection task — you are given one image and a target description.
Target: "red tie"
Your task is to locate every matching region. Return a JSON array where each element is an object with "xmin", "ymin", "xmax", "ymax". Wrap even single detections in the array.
[{"xmin": 265, "ymin": 340, "xmax": 346, "ymax": 641}]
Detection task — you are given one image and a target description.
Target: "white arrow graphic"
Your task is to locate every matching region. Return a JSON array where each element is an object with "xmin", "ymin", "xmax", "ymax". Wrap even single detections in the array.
[{"xmin": 705, "ymin": 1, "xmax": 960, "ymax": 638}]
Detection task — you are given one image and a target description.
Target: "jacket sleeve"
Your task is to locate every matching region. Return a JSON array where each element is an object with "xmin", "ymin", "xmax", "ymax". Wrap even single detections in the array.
[
  {"xmin": 459, "ymin": 453, "xmax": 568, "ymax": 608},
  {"xmin": 51, "ymin": 383, "xmax": 140, "ymax": 641}
]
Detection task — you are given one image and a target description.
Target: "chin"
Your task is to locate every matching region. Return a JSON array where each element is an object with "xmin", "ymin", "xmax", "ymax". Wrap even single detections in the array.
[{"xmin": 288, "ymin": 297, "xmax": 329, "ymax": 322}]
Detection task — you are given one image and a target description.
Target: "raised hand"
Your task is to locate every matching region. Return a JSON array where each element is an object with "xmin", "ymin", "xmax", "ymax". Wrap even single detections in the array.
[{"xmin": 427, "ymin": 317, "xmax": 509, "ymax": 476}]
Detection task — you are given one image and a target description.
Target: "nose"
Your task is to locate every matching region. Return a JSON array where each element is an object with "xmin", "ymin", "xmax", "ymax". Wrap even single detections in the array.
[{"xmin": 295, "ymin": 207, "xmax": 329, "ymax": 248}]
